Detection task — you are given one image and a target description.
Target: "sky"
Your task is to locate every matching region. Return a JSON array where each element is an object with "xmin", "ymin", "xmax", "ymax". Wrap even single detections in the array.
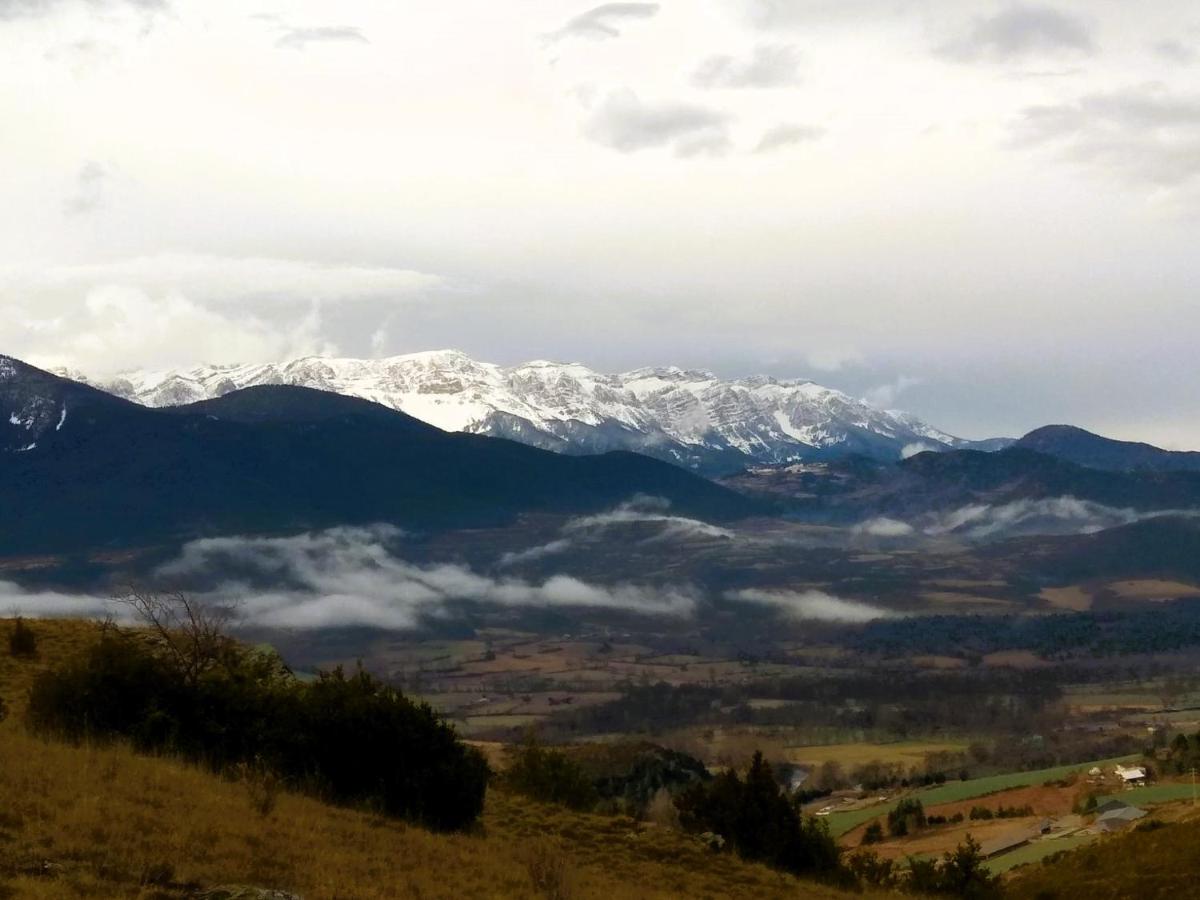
[{"xmin": 1, "ymin": 0, "xmax": 1198, "ymax": 445}]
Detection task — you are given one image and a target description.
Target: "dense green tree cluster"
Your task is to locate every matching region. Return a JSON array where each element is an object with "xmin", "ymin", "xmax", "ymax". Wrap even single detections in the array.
[
  {"xmin": 27, "ymin": 625, "xmax": 488, "ymax": 831},
  {"xmin": 503, "ymin": 732, "xmax": 599, "ymax": 811},
  {"xmin": 676, "ymin": 752, "xmax": 842, "ymax": 879}
]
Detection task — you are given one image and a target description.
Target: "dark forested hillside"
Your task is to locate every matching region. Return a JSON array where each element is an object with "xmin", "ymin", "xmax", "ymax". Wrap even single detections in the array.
[{"xmin": 0, "ymin": 356, "xmax": 759, "ymax": 554}]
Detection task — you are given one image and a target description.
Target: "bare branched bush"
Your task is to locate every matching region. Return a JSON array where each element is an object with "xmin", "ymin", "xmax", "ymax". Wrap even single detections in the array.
[
  {"xmin": 523, "ymin": 838, "xmax": 576, "ymax": 900},
  {"xmin": 643, "ymin": 787, "xmax": 681, "ymax": 830},
  {"xmin": 236, "ymin": 755, "xmax": 282, "ymax": 818},
  {"xmin": 8, "ymin": 617, "xmax": 38, "ymax": 658},
  {"xmin": 115, "ymin": 587, "xmax": 239, "ymax": 686}
]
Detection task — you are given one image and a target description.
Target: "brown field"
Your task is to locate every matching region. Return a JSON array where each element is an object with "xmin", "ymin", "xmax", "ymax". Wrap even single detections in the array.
[
  {"xmin": 910, "ymin": 655, "xmax": 968, "ymax": 670},
  {"xmin": 1106, "ymin": 579, "xmax": 1200, "ymax": 601},
  {"xmin": 1040, "ymin": 586, "xmax": 1093, "ymax": 611},
  {"xmin": 784, "ymin": 740, "xmax": 970, "ymax": 770},
  {"xmin": 981, "ymin": 651, "xmax": 1050, "ymax": 669}
]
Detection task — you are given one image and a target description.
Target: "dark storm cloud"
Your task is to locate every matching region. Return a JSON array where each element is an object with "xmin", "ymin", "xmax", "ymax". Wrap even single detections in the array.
[
  {"xmin": 547, "ymin": 2, "xmax": 659, "ymax": 42},
  {"xmin": 753, "ymin": 122, "xmax": 823, "ymax": 153},
  {"xmin": 938, "ymin": 3, "xmax": 1093, "ymax": 62},
  {"xmin": 275, "ymin": 26, "xmax": 369, "ymax": 51},
  {"xmin": 583, "ymin": 88, "xmax": 732, "ymax": 156},
  {"xmin": 1014, "ymin": 84, "xmax": 1200, "ymax": 187},
  {"xmin": 692, "ymin": 44, "xmax": 803, "ymax": 89}
]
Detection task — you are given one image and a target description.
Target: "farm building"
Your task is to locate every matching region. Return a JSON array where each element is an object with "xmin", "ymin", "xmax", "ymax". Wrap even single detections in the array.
[
  {"xmin": 1114, "ymin": 764, "xmax": 1147, "ymax": 785},
  {"xmin": 1094, "ymin": 804, "xmax": 1146, "ymax": 833},
  {"xmin": 978, "ymin": 828, "xmax": 1036, "ymax": 860}
]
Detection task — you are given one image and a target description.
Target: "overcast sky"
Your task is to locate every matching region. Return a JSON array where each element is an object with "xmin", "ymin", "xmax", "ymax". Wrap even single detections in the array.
[{"xmin": 2, "ymin": 0, "xmax": 1198, "ymax": 445}]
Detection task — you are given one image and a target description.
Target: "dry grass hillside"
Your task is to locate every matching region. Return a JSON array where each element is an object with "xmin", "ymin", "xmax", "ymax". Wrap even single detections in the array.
[
  {"xmin": 0, "ymin": 619, "xmax": 878, "ymax": 900},
  {"xmin": 1006, "ymin": 810, "xmax": 1200, "ymax": 900}
]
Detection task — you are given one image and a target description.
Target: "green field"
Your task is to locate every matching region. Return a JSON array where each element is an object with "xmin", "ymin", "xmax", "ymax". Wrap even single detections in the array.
[
  {"xmin": 824, "ymin": 755, "xmax": 1139, "ymax": 837},
  {"xmin": 1102, "ymin": 783, "xmax": 1200, "ymax": 806},
  {"xmin": 985, "ymin": 834, "xmax": 1095, "ymax": 874}
]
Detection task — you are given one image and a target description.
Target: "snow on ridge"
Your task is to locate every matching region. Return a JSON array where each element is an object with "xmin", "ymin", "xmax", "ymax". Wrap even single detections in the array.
[{"xmin": 73, "ymin": 350, "xmax": 964, "ymax": 465}]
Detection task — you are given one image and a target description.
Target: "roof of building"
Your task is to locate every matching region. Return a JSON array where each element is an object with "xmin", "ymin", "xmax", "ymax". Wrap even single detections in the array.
[
  {"xmin": 1094, "ymin": 798, "xmax": 1131, "ymax": 814},
  {"xmin": 1096, "ymin": 805, "xmax": 1146, "ymax": 825},
  {"xmin": 978, "ymin": 829, "xmax": 1035, "ymax": 858}
]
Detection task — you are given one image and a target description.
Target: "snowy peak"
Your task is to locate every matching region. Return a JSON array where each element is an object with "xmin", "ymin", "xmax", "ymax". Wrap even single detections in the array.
[{"xmin": 75, "ymin": 351, "xmax": 990, "ymax": 473}]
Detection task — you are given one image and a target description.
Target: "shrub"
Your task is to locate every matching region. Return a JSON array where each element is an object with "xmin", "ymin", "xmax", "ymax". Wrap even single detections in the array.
[
  {"xmin": 505, "ymin": 732, "xmax": 599, "ymax": 811},
  {"xmin": 888, "ymin": 798, "xmax": 927, "ymax": 837},
  {"xmin": 676, "ymin": 752, "xmax": 841, "ymax": 879},
  {"xmin": 8, "ymin": 617, "xmax": 37, "ymax": 658},
  {"xmin": 861, "ymin": 821, "xmax": 885, "ymax": 845},
  {"xmin": 907, "ymin": 836, "xmax": 1002, "ymax": 898},
  {"xmin": 26, "ymin": 624, "xmax": 488, "ymax": 831}
]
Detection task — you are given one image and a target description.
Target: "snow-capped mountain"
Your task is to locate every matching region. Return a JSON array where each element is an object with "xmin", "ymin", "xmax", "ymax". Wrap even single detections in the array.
[{"xmin": 76, "ymin": 350, "xmax": 997, "ymax": 473}]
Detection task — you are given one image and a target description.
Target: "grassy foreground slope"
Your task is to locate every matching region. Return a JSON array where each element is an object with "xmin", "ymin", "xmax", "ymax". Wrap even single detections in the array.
[
  {"xmin": 0, "ymin": 620, "xmax": 872, "ymax": 900},
  {"xmin": 1007, "ymin": 813, "xmax": 1200, "ymax": 900}
]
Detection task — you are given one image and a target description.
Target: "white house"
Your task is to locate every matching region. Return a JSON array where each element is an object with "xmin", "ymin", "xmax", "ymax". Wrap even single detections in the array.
[{"xmin": 1114, "ymin": 764, "xmax": 1147, "ymax": 785}]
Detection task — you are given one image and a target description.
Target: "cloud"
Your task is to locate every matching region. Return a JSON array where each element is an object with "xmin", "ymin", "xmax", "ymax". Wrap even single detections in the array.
[
  {"xmin": 0, "ymin": 0, "xmax": 165, "ymax": 19},
  {"xmin": 63, "ymin": 161, "xmax": 108, "ymax": 215},
  {"xmin": 498, "ymin": 539, "xmax": 573, "ymax": 567},
  {"xmin": 938, "ymin": 4, "xmax": 1094, "ymax": 62},
  {"xmin": 728, "ymin": 588, "xmax": 898, "ymax": 622},
  {"xmin": 583, "ymin": 89, "xmax": 732, "ymax": 156},
  {"xmin": 1013, "ymin": 84, "xmax": 1200, "ymax": 187},
  {"xmin": 546, "ymin": 3, "xmax": 659, "ymax": 42},
  {"xmin": 865, "ymin": 375, "xmax": 921, "ymax": 408},
  {"xmin": 804, "ymin": 347, "xmax": 863, "ymax": 372},
  {"xmin": 1153, "ymin": 40, "xmax": 1196, "ymax": 65},
  {"xmin": 901, "ymin": 441, "xmax": 939, "ymax": 459},
  {"xmin": 154, "ymin": 526, "xmax": 697, "ymax": 628},
  {"xmin": 755, "ymin": 123, "xmax": 824, "ymax": 154},
  {"xmin": 853, "ymin": 517, "xmax": 916, "ymax": 537},
  {"xmin": 564, "ymin": 495, "xmax": 735, "ymax": 541},
  {"xmin": 0, "ymin": 254, "xmax": 443, "ymax": 373},
  {"xmin": 0, "ymin": 580, "xmax": 114, "ymax": 618},
  {"xmin": 919, "ymin": 496, "xmax": 1199, "ymax": 540},
  {"xmin": 14, "ymin": 285, "xmax": 332, "ymax": 375},
  {"xmin": 692, "ymin": 44, "xmax": 803, "ymax": 89},
  {"xmin": 275, "ymin": 26, "xmax": 369, "ymax": 51}
]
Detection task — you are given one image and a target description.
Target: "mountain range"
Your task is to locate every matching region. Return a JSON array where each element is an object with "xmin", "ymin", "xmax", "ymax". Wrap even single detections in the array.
[
  {"xmin": 0, "ymin": 354, "xmax": 757, "ymax": 554},
  {"xmin": 65, "ymin": 351, "xmax": 1008, "ymax": 474}
]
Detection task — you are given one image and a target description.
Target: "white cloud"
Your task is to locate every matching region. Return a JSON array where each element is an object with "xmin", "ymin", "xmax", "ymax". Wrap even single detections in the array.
[
  {"xmin": 275, "ymin": 26, "xmax": 369, "ymax": 51},
  {"xmin": 865, "ymin": 375, "xmax": 921, "ymax": 408},
  {"xmin": 564, "ymin": 495, "xmax": 735, "ymax": 541},
  {"xmin": 938, "ymin": 4, "xmax": 1094, "ymax": 62},
  {"xmin": 754, "ymin": 123, "xmax": 824, "ymax": 154},
  {"xmin": 918, "ymin": 496, "xmax": 1200, "ymax": 540},
  {"xmin": 155, "ymin": 525, "xmax": 697, "ymax": 628},
  {"xmin": 0, "ymin": 580, "xmax": 115, "ymax": 618},
  {"xmin": 546, "ymin": 3, "xmax": 659, "ymax": 42},
  {"xmin": 0, "ymin": 254, "xmax": 443, "ymax": 374},
  {"xmin": 901, "ymin": 441, "xmax": 939, "ymax": 459},
  {"xmin": 805, "ymin": 347, "xmax": 864, "ymax": 372},
  {"xmin": 728, "ymin": 588, "xmax": 898, "ymax": 622},
  {"xmin": 692, "ymin": 44, "xmax": 803, "ymax": 89},
  {"xmin": 853, "ymin": 516, "xmax": 916, "ymax": 537}
]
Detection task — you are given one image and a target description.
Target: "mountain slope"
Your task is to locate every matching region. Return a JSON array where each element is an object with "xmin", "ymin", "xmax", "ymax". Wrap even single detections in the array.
[
  {"xmin": 74, "ymin": 350, "xmax": 1000, "ymax": 473},
  {"xmin": 1016, "ymin": 424, "xmax": 1200, "ymax": 473},
  {"xmin": 0, "ymin": 355, "xmax": 759, "ymax": 554},
  {"xmin": 0, "ymin": 618, "xmax": 882, "ymax": 900}
]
